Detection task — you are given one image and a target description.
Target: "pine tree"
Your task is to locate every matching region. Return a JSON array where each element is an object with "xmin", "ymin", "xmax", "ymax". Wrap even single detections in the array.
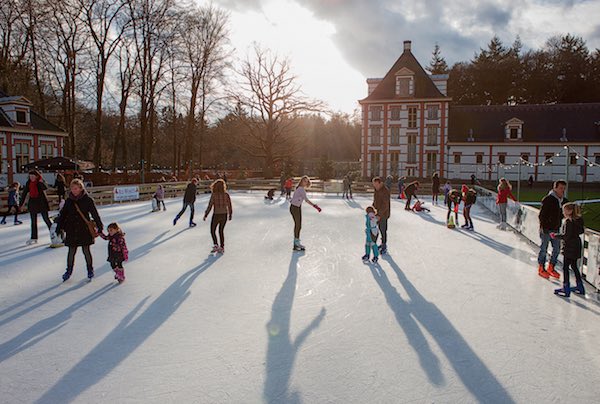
[{"xmin": 427, "ymin": 43, "xmax": 449, "ymax": 74}]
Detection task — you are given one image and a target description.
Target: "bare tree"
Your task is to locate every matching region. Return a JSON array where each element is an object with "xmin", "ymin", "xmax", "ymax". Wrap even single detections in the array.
[
  {"xmin": 127, "ymin": 0, "xmax": 176, "ymax": 176},
  {"xmin": 112, "ymin": 37, "xmax": 136, "ymax": 172},
  {"xmin": 232, "ymin": 45, "xmax": 324, "ymax": 177},
  {"xmin": 39, "ymin": 0, "xmax": 87, "ymax": 157},
  {"xmin": 78, "ymin": 0, "xmax": 129, "ymax": 170},
  {"xmin": 178, "ymin": 3, "xmax": 230, "ymax": 176}
]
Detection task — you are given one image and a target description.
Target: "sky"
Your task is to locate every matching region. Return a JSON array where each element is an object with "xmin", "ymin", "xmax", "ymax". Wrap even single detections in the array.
[{"xmin": 199, "ymin": 0, "xmax": 600, "ymax": 114}]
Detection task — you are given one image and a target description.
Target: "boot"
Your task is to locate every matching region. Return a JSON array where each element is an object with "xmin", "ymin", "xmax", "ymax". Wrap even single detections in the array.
[
  {"xmin": 538, "ymin": 264, "xmax": 550, "ymax": 279},
  {"xmin": 554, "ymin": 282, "xmax": 571, "ymax": 297},
  {"xmin": 116, "ymin": 268, "xmax": 125, "ymax": 283},
  {"xmin": 87, "ymin": 267, "xmax": 95, "ymax": 281},
  {"xmin": 62, "ymin": 267, "xmax": 73, "ymax": 282},
  {"xmin": 547, "ymin": 263, "xmax": 560, "ymax": 279},
  {"xmin": 572, "ymin": 280, "xmax": 586, "ymax": 295},
  {"xmin": 0, "ymin": 218, "xmax": 5, "ymax": 225}
]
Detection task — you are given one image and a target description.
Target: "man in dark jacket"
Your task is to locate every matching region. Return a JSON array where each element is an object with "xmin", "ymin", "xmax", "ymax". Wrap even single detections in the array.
[
  {"xmin": 173, "ymin": 178, "xmax": 198, "ymax": 227},
  {"xmin": 372, "ymin": 177, "xmax": 390, "ymax": 254},
  {"xmin": 537, "ymin": 180, "xmax": 567, "ymax": 279}
]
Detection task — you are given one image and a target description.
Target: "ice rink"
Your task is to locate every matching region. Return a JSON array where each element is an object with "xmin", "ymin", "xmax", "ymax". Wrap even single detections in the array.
[{"xmin": 1, "ymin": 192, "xmax": 600, "ymax": 403}]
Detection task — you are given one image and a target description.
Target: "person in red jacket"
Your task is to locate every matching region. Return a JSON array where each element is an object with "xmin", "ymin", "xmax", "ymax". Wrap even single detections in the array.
[{"xmin": 496, "ymin": 178, "xmax": 517, "ymax": 230}]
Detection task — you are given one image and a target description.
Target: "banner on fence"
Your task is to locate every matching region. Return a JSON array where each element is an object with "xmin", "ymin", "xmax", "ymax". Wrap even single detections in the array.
[{"xmin": 113, "ymin": 186, "xmax": 140, "ymax": 202}]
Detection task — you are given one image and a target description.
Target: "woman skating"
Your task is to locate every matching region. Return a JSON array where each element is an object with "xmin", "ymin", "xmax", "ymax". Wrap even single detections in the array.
[
  {"xmin": 20, "ymin": 170, "xmax": 52, "ymax": 245},
  {"xmin": 203, "ymin": 179, "xmax": 233, "ymax": 253},
  {"xmin": 290, "ymin": 176, "xmax": 321, "ymax": 251}
]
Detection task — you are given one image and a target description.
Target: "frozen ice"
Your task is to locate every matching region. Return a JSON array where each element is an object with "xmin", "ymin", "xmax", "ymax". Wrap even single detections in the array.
[{"xmin": 1, "ymin": 193, "xmax": 600, "ymax": 403}]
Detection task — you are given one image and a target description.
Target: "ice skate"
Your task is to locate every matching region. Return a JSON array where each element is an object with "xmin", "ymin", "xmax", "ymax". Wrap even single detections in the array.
[
  {"xmin": 26, "ymin": 239, "xmax": 38, "ymax": 245},
  {"xmin": 14, "ymin": 220, "xmax": 22, "ymax": 225},
  {"xmin": 371, "ymin": 256, "xmax": 378, "ymax": 264},
  {"xmin": 547, "ymin": 264, "xmax": 560, "ymax": 279},
  {"xmin": 189, "ymin": 222, "xmax": 197, "ymax": 227},
  {"xmin": 211, "ymin": 245, "xmax": 219, "ymax": 253},
  {"xmin": 554, "ymin": 282, "xmax": 570, "ymax": 297},
  {"xmin": 362, "ymin": 254, "xmax": 369, "ymax": 261},
  {"xmin": 538, "ymin": 264, "xmax": 550, "ymax": 279}
]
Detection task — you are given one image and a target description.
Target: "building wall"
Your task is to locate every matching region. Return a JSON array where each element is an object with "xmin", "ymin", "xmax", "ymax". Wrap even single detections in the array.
[{"xmin": 362, "ymin": 101, "xmax": 449, "ymax": 178}]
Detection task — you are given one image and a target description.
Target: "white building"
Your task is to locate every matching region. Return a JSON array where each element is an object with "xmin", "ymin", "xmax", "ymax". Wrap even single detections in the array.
[{"xmin": 360, "ymin": 41, "xmax": 600, "ymax": 183}]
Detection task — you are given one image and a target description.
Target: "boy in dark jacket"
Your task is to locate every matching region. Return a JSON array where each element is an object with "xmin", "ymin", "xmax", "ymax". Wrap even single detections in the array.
[
  {"xmin": 404, "ymin": 181, "xmax": 419, "ymax": 210},
  {"xmin": 1, "ymin": 183, "xmax": 22, "ymax": 225},
  {"xmin": 174, "ymin": 179, "xmax": 198, "ymax": 227},
  {"xmin": 551, "ymin": 202, "xmax": 584, "ymax": 297},
  {"xmin": 461, "ymin": 188, "xmax": 477, "ymax": 230},
  {"xmin": 537, "ymin": 180, "xmax": 567, "ymax": 279},
  {"xmin": 372, "ymin": 177, "xmax": 390, "ymax": 254}
]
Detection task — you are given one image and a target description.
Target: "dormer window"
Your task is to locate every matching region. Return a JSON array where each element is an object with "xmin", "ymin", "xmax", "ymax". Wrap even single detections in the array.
[
  {"xmin": 467, "ymin": 128, "xmax": 475, "ymax": 142},
  {"xmin": 504, "ymin": 118, "xmax": 524, "ymax": 141},
  {"xmin": 16, "ymin": 110, "xmax": 27, "ymax": 124},
  {"xmin": 394, "ymin": 67, "xmax": 415, "ymax": 97}
]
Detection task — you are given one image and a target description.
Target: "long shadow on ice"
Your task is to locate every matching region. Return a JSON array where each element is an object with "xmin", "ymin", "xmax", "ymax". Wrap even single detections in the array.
[
  {"xmin": 382, "ymin": 255, "xmax": 515, "ymax": 403},
  {"xmin": 128, "ymin": 227, "xmax": 191, "ymax": 260},
  {"xmin": 263, "ymin": 253, "xmax": 326, "ymax": 404},
  {"xmin": 367, "ymin": 263, "xmax": 444, "ymax": 386},
  {"xmin": 35, "ymin": 255, "xmax": 220, "ymax": 404},
  {"xmin": 0, "ymin": 282, "xmax": 89, "ymax": 328},
  {"xmin": 0, "ymin": 283, "xmax": 117, "ymax": 363},
  {"xmin": 453, "ymin": 228, "xmax": 535, "ymax": 267}
]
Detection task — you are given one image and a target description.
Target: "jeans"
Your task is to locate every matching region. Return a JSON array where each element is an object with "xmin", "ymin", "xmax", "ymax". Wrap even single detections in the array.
[
  {"xmin": 30, "ymin": 210, "xmax": 52, "ymax": 239},
  {"xmin": 290, "ymin": 205, "xmax": 302, "ymax": 239},
  {"xmin": 498, "ymin": 203, "xmax": 507, "ymax": 223},
  {"xmin": 538, "ymin": 230, "xmax": 560, "ymax": 266},
  {"xmin": 378, "ymin": 217, "xmax": 388, "ymax": 246},
  {"xmin": 210, "ymin": 213, "xmax": 228, "ymax": 247},
  {"xmin": 175, "ymin": 202, "xmax": 195, "ymax": 223}
]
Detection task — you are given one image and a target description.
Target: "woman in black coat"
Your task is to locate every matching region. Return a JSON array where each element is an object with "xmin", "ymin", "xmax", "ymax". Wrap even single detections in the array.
[
  {"xmin": 56, "ymin": 179, "xmax": 103, "ymax": 281},
  {"xmin": 54, "ymin": 173, "xmax": 66, "ymax": 204},
  {"xmin": 20, "ymin": 170, "xmax": 52, "ymax": 244},
  {"xmin": 551, "ymin": 202, "xmax": 585, "ymax": 297}
]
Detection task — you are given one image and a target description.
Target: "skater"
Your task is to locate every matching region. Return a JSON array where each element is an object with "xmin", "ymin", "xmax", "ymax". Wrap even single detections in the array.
[
  {"xmin": 362, "ymin": 206, "xmax": 380, "ymax": 264},
  {"xmin": 443, "ymin": 180, "xmax": 452, "ymax": 205},
  {"xmin": 154, "ymin": 184, "xmax": 166, "ymax": 211},
  {"xmin": 173, "ymin": 178, "xmax": 198, "ymax": 227},
  {"xmin": 203, "ymin": 179, "xmax": 233, "ymax": 253},
  {"xmin": 496, "ymin": 178, "xmax": 516, "ymax": 230},
  {"xmin": 372, "ymin": 177, "xmax": 390, "ymax": 254},
  {"xmin": 551, "ymin": 202, "xmax": 585, "ymax": 297},
  {"xmin": 446, "ymin": 189, "xmax": 462, "ymax": 227},
  {"xmin": 99, "ymin": 222, "xmax": 128, "ymax": 283},
  {"xmin": 397, "ymin": 176, "xmax": 406, "ymax": 199},
  {"xmin": 280, "ymin": 171, "xmax": 286, "ymax": 197},
  {"xmin": 385, "ymin": 175, "xmax": 394, "ymax": 191},
  {"xmin": 528, "ymin": 175, "xmax": 534, "ymax": 188},
  {"xmin": 404, "ymin": 181, "xmax": 419, "ymax": 210},
  {"xmin": 290, "ymin": 176, "xmax": 321, "ymax": 251},
  {"xmin": 461, "ymin": 188, "xmax": 477, "ymax": 230},
  {"xmin": 431, "ymin": 172, "xmax": 440, "ymax": 205},
  {"xmin": 20, "ymin": 170, "xmax": 52, "ymax": 245},
  {"xmin": 538, "ymin": 180, "xmax": 568, "ymax": 279},
  {"xmin": 265, "ymin": 188, "xmax": 276, "ymax": 200},
  {"xmin": 54, "ymin": 173, "xmax": 66, "ymax": 205},
  {"xmin": 1, "ymin": 182, "xmax": 21, "ymax": 225},
  {"xmin": 56, "ymin": 179, "xmax": 103, "ymax": 281},
  {"xmin": 412, "ymin": 200, "xmax": 431, "ymax": 213},
  {"xmin": 342, "ymin": 175, "xmax": 349, "ymax": 199},
  {"xmin": 284, "ymin": 177, "xmax": 293, "ymax": 199},
  {"xmin": 347, "ymin": 173, "xmax": 353, "ymax": 199}
]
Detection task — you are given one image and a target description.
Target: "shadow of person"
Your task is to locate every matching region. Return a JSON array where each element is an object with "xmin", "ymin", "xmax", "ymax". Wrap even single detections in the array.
[
  {"xmin": 453, "ymin": 229, "xmax": 536, "ymax": 267},
  {"xmin": 35, "ymin": 255, "xmax": 221, "ymax": 404},
  {"xmin": 344, "ymin": 198, "xmax": 363, "ymax": 209},
  {"xmin": 128, "ymin": 227, "xmax": 190, "ymax": 261},
  {"xmin": 0, "ymin": 283, "xmax": 117, "ymax": 364},
  {"xmin": 367, "ymin": 262, "xmax": 444, "ymax": 386},
  {"xmin": 263, "ymin": 253, "xmax": 326, "ymax": 404},
  {"xmin": 382, "ymin": 255, "xmax": 515, "ymax": 403}
]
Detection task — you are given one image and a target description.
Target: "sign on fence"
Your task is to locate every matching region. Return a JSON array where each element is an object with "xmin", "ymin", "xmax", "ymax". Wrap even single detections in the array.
[{"xmin": 113, "ymin": 186, "xmax": 140, "ymax": 202}]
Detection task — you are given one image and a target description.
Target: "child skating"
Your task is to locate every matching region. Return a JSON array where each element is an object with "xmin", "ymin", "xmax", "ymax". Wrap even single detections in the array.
[
  {"xmin": 446, "ymin": 189, "xmax": 462, "ymax": 228},
  {"xmin": 1, "ymin": 182, "xmax": 22, "ymax": 225},
  {"xmin": 99, "ymin": 223, "xmax": 129, "ymax": 283},
  {"xmin": 153, "ymin": 184, "xmax": 166, "ymax": 211},
  {"xmin": 362, "ymin": 206, "xmax": 380, "ymax": 264},
  {"xmin": 284, "ymin": 178, "xmax": 293, "ymax": 200},
  {"xmin": 290, "ymin": 176, "xmax": 321, "ymax": 251},
  {"xmin": 551, "ymin": 203, "xmax": 585, "ymax": 297},
  {"xmin": 203, "ymin": 179, "xmax": 232, "ymax": 254}
]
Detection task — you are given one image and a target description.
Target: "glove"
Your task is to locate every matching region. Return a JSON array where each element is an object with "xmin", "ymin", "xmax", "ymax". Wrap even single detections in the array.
[
  {"xmin": 549, "ymin": 232, "xmax": 556, "ymax": 239},
  {"xmin": 228, "ymin": 215, "xmax": 232, "ymax": 221},
  {"xmin": 314, "ymin": 204, "xmax": 322, "ymax": 212}
]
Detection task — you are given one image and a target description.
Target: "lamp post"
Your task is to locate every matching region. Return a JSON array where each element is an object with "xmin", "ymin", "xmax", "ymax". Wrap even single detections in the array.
[
  {"xmin": 564, "ymin": 145, "xmax": 569, "ymax": 199},
  {"xmin": 517, "ymin": 158, "xmax": 521, "ymax": 201},
  {"xmin": 446, "ymin": 143, "xmax": 450, "ymax": 180}
]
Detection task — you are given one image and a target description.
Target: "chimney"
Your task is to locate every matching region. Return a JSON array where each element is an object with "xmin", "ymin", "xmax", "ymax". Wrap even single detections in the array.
[{"xmin": 403, "ymin": 40, "xmax": 412, "ymax": 52}]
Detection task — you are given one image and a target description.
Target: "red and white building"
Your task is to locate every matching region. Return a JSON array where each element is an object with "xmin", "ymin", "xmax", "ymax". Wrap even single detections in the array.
[
  {"xmin": 359, "ymin": 40, "xmax": 451, "ymax": 179},
  {"xmin": 360, "ymin": 41, "xmax": 600, "ymax": 183},
  {"xmin": 0, "ymin": 91, "xmax": 66, "ymax": 187}
]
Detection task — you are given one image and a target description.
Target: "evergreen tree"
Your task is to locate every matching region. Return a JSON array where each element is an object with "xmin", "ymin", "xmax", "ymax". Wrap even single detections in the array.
[{"xmin": 427, "ymin": 43, "xmax": 449, "ymax": 74}]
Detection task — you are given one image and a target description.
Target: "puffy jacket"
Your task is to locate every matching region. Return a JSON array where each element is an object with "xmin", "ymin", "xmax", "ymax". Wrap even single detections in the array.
[
  {"xmin": 556, "ymin": 217, "xmax": 584, "ymax": 259},
  {"xmin": 539, "ymin": 191, "xmax": 567, "ymax": 231},
  {"xmin": 56, "ymin": 192, "xmax": 103, "ymax": 247},
  {"xmin": 21, "ymin": 179, "xmax": 50, "ymax": 213}
]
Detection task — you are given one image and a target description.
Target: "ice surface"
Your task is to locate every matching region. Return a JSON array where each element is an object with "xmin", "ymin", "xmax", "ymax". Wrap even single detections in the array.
[{"xmin": 1, "ymin": 193, "xmax": 600, "ymax": 403}]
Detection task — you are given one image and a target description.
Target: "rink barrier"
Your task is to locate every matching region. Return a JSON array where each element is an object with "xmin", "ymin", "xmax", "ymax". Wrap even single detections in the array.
[{"xmin": 474, "ymin": 185, "xmax": 600, "ymax": 291}]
